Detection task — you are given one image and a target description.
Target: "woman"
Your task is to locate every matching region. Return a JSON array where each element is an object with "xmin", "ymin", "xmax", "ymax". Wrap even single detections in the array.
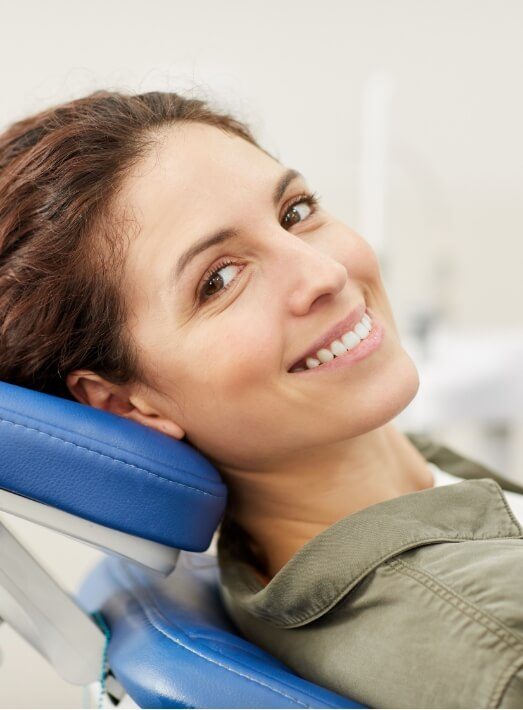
[{"xmin": 1, "ymin": 90, "xmax": 522, "ymax": 709}]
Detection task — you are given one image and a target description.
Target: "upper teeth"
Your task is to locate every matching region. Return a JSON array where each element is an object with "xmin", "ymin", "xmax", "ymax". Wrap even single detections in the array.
[{"xmin": 291, "ymin": 312, "xmax": 373, "ymax": 372}]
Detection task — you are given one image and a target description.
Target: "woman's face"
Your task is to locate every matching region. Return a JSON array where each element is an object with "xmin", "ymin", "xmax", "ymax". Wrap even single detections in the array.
[{"xmin": 118, "ymin": 122, "xmax": 419, "ymax": 472}]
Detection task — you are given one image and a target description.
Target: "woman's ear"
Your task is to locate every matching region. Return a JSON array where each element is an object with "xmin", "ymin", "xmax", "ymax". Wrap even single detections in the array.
[{"xmin": 66, "ymin": 370, "xmax": 186, "ymax": 440}]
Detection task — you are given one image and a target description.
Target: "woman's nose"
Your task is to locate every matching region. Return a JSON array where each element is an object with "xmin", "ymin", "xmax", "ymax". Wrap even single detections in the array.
[{"xmin": 276, "ymin": 237, "xmax": 349, "ymax": 316}]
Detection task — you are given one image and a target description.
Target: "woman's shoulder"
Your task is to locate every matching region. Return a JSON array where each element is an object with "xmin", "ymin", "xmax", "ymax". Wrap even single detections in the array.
[
  {"xmin": 216, "ymin": 473, "xmax": 523, "ymax": 709},
  {"xmin": 218, "ymin": 434, "xmax": 523, "ymax": 586},
  {"xmin": 406, "ymin": 431, "xmax": 523, "ymax": 495}
]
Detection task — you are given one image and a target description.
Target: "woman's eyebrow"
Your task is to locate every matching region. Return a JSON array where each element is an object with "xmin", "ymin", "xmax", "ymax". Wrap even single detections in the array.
[{"xmin": 168, "ymin": 168, "xmax": 303, "ymax": 288}]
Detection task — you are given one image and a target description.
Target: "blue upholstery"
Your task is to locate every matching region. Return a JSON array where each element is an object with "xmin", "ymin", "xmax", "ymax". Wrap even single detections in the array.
[
  {"xmin": 0, "ymin": 379, "xmax": 367, "ymax": 708},
  {"xmin": 78, "ymin": 552, "xmax": 363, "ymax": 708},
  {"xmin": 0, "ymin": 380, "xmax": 226, "ymax": 550}
]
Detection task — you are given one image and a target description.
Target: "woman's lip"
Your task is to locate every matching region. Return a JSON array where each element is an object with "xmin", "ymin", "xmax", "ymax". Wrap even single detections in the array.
[
  {"xmin": 289, "ymin": 309, "xmax": 383, "ymax": 374},
  {"xmin": 287, "ymin": 302, "xmax": 367, "ymax": 372}
]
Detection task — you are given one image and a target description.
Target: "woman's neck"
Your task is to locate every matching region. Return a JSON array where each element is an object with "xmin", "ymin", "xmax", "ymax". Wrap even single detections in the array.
[{"xmin": 220, "ymin": 423, "xmax": 435, "ymax": 582}]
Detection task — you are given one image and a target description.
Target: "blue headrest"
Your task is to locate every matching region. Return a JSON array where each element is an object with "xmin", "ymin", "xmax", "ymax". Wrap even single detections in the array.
[{"xmin": 0, "ymin": 380, "xmax": 227, "ymax": 550}]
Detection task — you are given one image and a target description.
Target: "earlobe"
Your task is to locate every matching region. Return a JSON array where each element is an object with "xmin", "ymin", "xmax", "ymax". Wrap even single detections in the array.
[
  {"xmin": 155, "ymin": 419, "xmax": 186, "ymax": 440},
  {"xmin": 125, "ymin": 409, "xmax": 186, "ymax": 440}
]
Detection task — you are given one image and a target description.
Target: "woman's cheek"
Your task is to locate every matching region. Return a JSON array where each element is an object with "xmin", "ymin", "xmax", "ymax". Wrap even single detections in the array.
[{"xmin": 337, "ymin": 227, "xmax": 383, "ymax": 283}]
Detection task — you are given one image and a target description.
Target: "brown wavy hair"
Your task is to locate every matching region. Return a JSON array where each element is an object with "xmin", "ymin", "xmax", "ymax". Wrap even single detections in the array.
[{"xmin": 0, "ymin": 90, "xmax": 260, "ymax": 401}]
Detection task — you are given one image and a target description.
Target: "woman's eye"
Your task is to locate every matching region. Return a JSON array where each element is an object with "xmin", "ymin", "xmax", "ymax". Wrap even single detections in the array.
[
  {"xmin": 198, "ymin": 261, "xmax": 241, "ymax": 303},
  {"xmin": 197, "ymin": 191, "xmax": 321, "ymax": 305},
  {"xmin": 281, "ymin": 192, "xmax": 320, "ymax": 229}
]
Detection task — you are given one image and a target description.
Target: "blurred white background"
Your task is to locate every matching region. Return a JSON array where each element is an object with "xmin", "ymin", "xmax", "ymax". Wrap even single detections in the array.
[{"xmin": 0, "ymin": 0, "xmax": 522, "ymax": 706}]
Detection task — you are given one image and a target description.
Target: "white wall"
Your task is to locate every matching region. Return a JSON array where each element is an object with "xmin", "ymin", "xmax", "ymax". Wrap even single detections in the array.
[{"xmin": 0, "ymin": 0, "xmax": 522, "ymax": 706}]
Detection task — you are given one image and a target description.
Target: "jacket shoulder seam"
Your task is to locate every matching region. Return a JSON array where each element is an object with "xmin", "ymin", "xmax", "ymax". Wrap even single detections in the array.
[{"xmin": 388, "ymin": 558, "xmax": 523, "ymax": 654}]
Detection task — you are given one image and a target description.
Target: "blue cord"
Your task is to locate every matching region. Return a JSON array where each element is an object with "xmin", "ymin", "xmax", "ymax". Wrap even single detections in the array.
[{"xmin": 91, "ymin": 611, "xmax": 111, "ymax": 709}]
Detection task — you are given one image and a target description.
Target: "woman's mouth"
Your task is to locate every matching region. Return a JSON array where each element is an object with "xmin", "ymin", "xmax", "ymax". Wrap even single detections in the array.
[{"xmin": 289, "ymin": 308, "xmax": 383, "ymax": 374}]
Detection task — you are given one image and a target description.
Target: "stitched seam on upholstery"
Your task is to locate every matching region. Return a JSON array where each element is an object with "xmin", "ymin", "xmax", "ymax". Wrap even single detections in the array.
[
  {"xmin": 0, "ymin": 402, "xmax": 217, "ymax": 486},
  {"xmin": 185, "ymin": 635, "xmax": 339, "ymax": 705},
  {"xmin": 189, "ymin": 634, "xmax": 282, "ymax": 664},
  {"xmin": 389, "ymin": 558, "xmax": 523, "ymax": 652},
  {"xmin": 0, "ymin": 418, "xmax": 224, "ymax": 499},
  {"xmin": 114, "ymin": 564, "xmax": 329, "ymax": 709},
  {"xmin": 489, "ymin": 657, "xmax": 523, "ymax": 708}
]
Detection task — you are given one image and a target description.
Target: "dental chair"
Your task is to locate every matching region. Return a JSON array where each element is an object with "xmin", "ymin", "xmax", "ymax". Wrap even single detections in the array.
[{"xmin": 0, "ymin": 380, "xmax": 365, "ymax": 709}]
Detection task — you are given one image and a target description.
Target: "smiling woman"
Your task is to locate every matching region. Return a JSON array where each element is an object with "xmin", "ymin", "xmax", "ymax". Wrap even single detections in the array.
[{"xmin": 1, "ymin": 90, "xmax": 523, "ymax": 710}]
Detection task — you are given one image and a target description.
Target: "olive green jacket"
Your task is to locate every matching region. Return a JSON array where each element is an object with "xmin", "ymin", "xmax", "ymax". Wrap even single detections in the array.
[{"xmin": 216, "ymin": 433, "xmax": 523, "ymax": 709}]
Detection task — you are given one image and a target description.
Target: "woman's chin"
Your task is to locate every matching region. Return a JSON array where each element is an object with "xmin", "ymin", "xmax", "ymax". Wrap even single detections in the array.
[
  {"xmin": 354, "ymin": 350, "xmax": 421, "ymax": 433},
  {"xmin": 387, "ymin": 353, "xmax": 420, "ymax": 419},
  {"xmin": 396, "ymin": 362, "xmax": 421, "ymax": 416}
]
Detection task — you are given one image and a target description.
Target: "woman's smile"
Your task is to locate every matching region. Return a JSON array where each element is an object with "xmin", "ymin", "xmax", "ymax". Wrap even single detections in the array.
[{"xmin": 288, "ymin": 308, "xmax": 385, "ymax": 376}]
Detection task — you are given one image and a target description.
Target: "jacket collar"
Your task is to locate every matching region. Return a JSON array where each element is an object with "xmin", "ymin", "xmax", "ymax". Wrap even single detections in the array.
[{"xmin": 217, "ymin": 436, "xmax": 523, "ymax": 629}]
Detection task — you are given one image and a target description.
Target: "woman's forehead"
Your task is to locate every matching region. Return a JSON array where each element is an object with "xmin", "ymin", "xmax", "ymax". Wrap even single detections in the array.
[
  {"xmin": 124, "ymin": 122, "xmax": 279, "ymax": 209},
  {"xmin": 119, "ymin": 122, "xmax": 286, "ymax": 274},
  {"xmin": 118, "ymin": 123, "xmax": 286, "ymax": 317}
]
